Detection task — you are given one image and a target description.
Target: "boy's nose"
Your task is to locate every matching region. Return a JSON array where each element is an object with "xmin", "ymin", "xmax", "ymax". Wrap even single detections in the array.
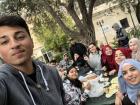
[{"xmin": 10, "ymin": 39, "xmax": 20, "ymax": 49}]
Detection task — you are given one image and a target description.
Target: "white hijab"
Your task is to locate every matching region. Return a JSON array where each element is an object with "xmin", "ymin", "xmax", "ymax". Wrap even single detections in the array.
[{"xmin": 129, "ymin": 38, "xmax": 140, "ymax": 61}]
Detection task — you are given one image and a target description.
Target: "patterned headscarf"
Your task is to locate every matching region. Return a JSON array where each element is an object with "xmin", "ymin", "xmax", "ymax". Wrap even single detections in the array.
[{"xmin": 118, "ymin": 59, "xmax": 140, "ymax": 103}]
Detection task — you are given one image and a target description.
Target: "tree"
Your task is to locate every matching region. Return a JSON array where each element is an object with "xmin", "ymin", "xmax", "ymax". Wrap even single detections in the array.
[
  {"xmin": 0, "ymin": 0, "xmax": 97, "ymax": 44},
  {"xmin": 34, "ymin": 17, "xmax": 70, "ymax": 52}
]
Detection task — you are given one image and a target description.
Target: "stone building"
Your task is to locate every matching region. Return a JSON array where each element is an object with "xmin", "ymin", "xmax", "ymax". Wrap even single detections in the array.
[{"xmin": 93, "ymin": 1, "xmax": 139, "ymax": 45}]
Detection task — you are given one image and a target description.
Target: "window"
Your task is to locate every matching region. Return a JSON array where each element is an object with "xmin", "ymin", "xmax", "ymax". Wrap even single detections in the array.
[
  {"xmin": 94, "ymin": 0, "xmax": 106, "ymax": 7},
  {"xmin": 43, "ymin": 51, "xmax": 53, "ymax": 62},
  {"xmin": 120, "ymin": 18, "xmax": 129, "ymax": 28}
]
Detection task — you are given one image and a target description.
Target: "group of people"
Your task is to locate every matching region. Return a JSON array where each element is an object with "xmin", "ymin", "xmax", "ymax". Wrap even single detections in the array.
[
  {"xmin": 57, "ymin": 30, "xmax": 140, "ymax": 105},
  {"xmin": 0, "ymin": 15, "xmax": 140, "ymax": 105}
]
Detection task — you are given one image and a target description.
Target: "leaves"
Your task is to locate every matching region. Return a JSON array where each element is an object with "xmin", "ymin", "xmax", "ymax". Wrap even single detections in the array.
[{"xmin": 0, "ymin": 0, "xmax": 97, "ymax": 43}]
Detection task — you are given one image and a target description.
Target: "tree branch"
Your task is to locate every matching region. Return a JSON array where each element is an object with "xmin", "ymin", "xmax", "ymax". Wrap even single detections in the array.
[
  {"xmin": 66, "ymin": 0, "xmax": 85, "ymax": 33},
  {"xmin": 45, "ymin": 0, "xmax": 80, "ymax": 36},
  {"xmin": 57, "ymin": 0, "xmax": 67, "ymax": 7},
  {"xmin": 88, "ymin": 0, "xmax": 96, "ymax": 21},
  {"xmin": 77, "ymin": 0, "xmax": 88, "ymax": 24}
]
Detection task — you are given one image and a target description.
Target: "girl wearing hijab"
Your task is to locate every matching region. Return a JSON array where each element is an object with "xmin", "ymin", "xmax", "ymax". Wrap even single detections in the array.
[
  {"xmin": 115, "ymin": 47, "xmax": 132, "ymax": 69},
  {"xmin": 117, "ymin": 59, "xmax": 140, "ymax": 105},
  {"xmin": 63, "ymin": 66, "xmax": 91, "ymax": 105},
  {"xmin": 115, "ymin": 48, "xmax": 134, "ymax": 105},
  {"xmin": 101, "ymin": 45, "xmax": 116, "ymax": 76},
  {"xmin": 129, "ymin": 38, "xmax": 140, "ymax": 61}
]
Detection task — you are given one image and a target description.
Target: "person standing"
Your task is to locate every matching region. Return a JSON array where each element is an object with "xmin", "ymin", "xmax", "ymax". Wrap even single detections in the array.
[
  {"xmin": 0, "ymin": 15, "xmax": 65, "ymax": 105},
  {"xmin": 112, "ymin": 23, "xmax": 129, "ymax": 47},
  {"xmin": 84, "ymin": 42, "xmax": 102, "ymax": 75}
]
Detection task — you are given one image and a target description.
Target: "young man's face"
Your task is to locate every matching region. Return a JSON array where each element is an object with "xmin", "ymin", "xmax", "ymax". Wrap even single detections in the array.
[
  {"xmin": 0, "ymin": 26, "xmax": 33, "ymax": 65},
  {"xmin": 88, "ymin": 44, "xmax": 97, "ymax": 53}
]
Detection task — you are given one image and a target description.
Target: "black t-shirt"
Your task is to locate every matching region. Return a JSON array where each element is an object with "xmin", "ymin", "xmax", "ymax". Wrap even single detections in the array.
[
  {"xmin": 28, "ymin": 63, "xmax": 37, "ymax": 83},
  {"xmin": 122, "ymin": 95, "xmax": 135, "ymax": 105},
  {"xmin": 28, "ymin": 71, "xmax": 36, "ymax": 83}
]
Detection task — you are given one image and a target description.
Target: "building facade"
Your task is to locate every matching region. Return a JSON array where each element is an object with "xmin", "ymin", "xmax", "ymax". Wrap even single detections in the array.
[{"xmin": 93, "ymin": 1, "xmax": 139, "ymax": 45}]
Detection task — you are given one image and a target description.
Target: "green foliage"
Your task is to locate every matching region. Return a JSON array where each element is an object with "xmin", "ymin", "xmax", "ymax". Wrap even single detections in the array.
[
  {"xmin": 110, "ymin": 37, "xmax": 118, "ymax": 48},
  {"xmin": 53, "ymin": 52, "xmax": 63, "ymax": 62},
  {"xmin": 34, "ymin": 23, "xmax": 69, "ymax": 51},
  {"xmin": 127, "ymin": 27, "xmax": 140, "ymax": 38},
  {"xmin": 0, "ymin": 0, "xmax": 77, "ymax": 61},
  {"xmin": 33, "ymin": 15, "xmax": 74, "ymax": 61},
  {"xmin": 0, "ymin": 0, "xmax": 97, "ymax": 43}
]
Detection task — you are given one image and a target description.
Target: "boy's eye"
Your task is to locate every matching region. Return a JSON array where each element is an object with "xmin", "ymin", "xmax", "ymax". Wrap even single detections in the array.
[
  {"xmin": 16, "ymin": 34, "xmax": 25, "ymax": 40},
  {"xmin": 0, "ymin": 38, "xmax": 8, "ymax": 45},
  {"xmin": 0, "ymin": 40, "xmax": 8, "ymax": 45}
]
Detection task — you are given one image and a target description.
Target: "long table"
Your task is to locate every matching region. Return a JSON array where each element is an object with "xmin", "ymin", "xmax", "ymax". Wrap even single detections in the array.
[{"xmin": 85, "ymin": 75, "xmax": 117, "ymax": 105}]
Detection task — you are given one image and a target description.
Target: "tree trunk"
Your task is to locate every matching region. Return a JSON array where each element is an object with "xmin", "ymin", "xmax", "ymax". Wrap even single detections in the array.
[
  {"xmin": 74, "ymin": 26, "xmax": 96, "ymax": 45},
  {"xmin": 136, "ymin": 2, "xmax": 140, "ymax": 23}
]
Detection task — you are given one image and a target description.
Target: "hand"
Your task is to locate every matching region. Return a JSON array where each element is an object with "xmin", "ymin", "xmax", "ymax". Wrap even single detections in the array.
[
  {"xmin": 84, "ymin": 56, "xmax": 89, "ymax": 61},
  {"xmin": 109, "ymin": 69, "xmax": 116, "ymax": 76},
  {"xmin": 115, "ymin": 96, "xmax": 122, "ymax": 105},
  {"xmin": 86, "ymin": 75, "xmax": 97, "ymax": 80},
  {"xmin": 103, "ymin": 72, "xmax": 108, "ymax": 77},
  {"xmin": 115, "ymin": 91, "xmax": 124, "ymax": 105},
  {"xmin": 116, "ymin": 91, "xmax": 124, "ymax": 100},
  {"xmin": 101, "ymin": 66, "xmax": 107, "ymax": 71},
  {"xmin": 83, "ymin": 82, "xmax": 91, "ymax": 90}
]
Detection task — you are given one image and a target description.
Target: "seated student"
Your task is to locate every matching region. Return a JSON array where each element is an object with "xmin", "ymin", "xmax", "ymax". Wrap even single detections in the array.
[
  {"xmin": 73, "ymin": 53, "xmax": 93, "ymax": 76},
  {"xmin": 59, "ymin": 53, "xmax": 73, "ymax": 70},
  {"xmin": 69, "ymin": 38, "xmax": 87, "ymax": 61},
  {"xmin": 57, "ymin": 66, "xmax": 66, "ymax": 80},
  {"xmin": 115, "ymin": 47, "xmax": 132, "ymax": 69},
  {"xmin": 84, "ymin": 42, "xmax": 102, "ymax": 75},
  {"xmin": 114, "ymin": 48, "xmax": 134, "ymax": 105},
  {"xmin": 129, "ymin": 38, "xmax": 140, "ymax": 61},
  {"xmin": 101, "ymin": 45, "xmax": 117, "ymax": 76},
  {"xmin": 63, "ymin": 66, "xmax": 91, "ymax": 105},
  {"xmin": 117, "ymin": 59, "xmax": 140, "ymax": 105}
]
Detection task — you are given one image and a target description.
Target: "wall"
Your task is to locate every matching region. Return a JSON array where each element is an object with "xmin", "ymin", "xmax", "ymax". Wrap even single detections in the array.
[{"xmin": 92, "ymin": 2, "xmax": 139, "ymax": 45}]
